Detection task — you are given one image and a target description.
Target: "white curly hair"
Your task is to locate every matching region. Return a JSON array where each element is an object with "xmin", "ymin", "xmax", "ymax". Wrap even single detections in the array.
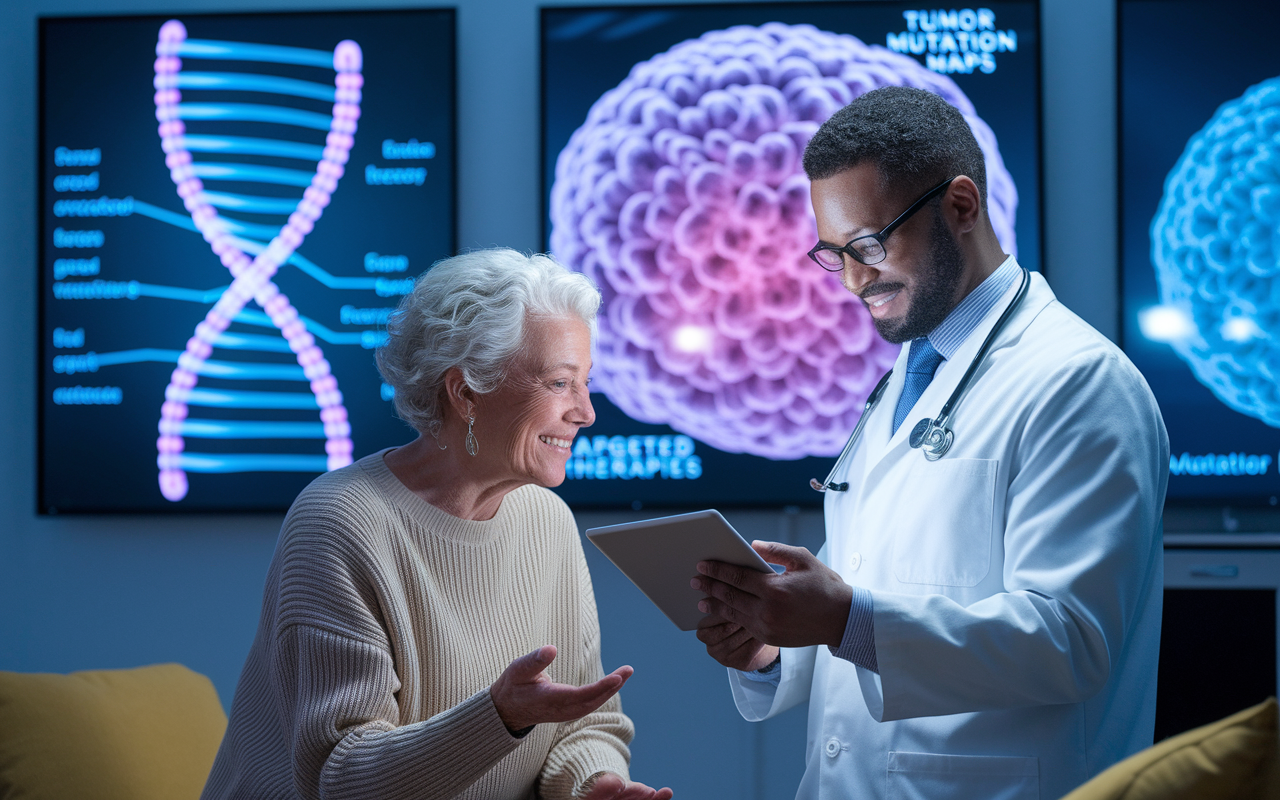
[{"xmin": 376, "ymin": 248, "xmax": 600, "ymax": 437}]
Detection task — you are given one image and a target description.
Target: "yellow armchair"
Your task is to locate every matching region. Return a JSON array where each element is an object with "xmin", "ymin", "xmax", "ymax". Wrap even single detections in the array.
[
  {"xmin": 1061, "ymin": 697, "xmax": 1279, "ymax": 800},
  {"xmin": 0, "ymin": 663, "xmax": 227, "ymax": 800}
]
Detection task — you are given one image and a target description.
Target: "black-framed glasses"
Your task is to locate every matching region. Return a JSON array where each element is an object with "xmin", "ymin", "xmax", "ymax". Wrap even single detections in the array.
[{"xmin": 807, "ymin": 176, "xmax": 957, "ymax": 271}]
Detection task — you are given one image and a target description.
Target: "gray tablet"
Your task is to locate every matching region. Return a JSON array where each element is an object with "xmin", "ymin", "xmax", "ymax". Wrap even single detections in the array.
[{"xmin": 586, "ymin": 509, "xmax": 775, "ymax": 631}]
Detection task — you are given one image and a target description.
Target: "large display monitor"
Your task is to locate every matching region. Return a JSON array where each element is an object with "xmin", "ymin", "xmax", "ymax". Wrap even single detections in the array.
[
  {"xmin": 39, "ymin": 10, "xmax": 455, "ymax": 513},
  {"xmin": 543, "ymin": 2, "xmax": 1042, "ymax": 509},
  {"xmin": 1119, "ymin": 0, "xmax": 1280, "ymax": 507}
]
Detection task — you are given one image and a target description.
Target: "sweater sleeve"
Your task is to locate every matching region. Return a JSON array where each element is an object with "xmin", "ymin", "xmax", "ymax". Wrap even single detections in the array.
[
  {"xmin": 269, "ymin": 498, "xmax": 528, "ymax": 800},
  {"xmin": 535, "ymin": 537, "xmax": 634, "ymax": 800},
  {"xmin": 273, "ymin": 624, "xmax": 525, "ymax": 800}
]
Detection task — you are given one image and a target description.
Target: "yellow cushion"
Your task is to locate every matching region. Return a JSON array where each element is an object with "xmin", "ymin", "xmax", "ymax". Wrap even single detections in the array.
[
  {"xmin": 1060, "ymin": 697, "xmax": 1279, "ymax": 800},
  {"xmin": 0, "ymin": 663, "xmax": 227, "ymax": 800}
]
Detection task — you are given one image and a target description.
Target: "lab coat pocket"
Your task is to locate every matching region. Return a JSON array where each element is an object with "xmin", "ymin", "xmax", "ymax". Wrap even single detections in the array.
[
  {"xmin": 887, "ymin": 751, "xmax": 1038, "ymax": 800},
  {"xmin": 891, "ymin": 457, "xmax": 996, "ymax": 586}
]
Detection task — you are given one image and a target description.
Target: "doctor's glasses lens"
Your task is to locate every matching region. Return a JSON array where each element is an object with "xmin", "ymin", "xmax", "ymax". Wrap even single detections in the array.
[
  {"xmin": 808, "ymin": 246, "xmax": 845, "ymax": 270},
  {"xmin": 807, "ymin": 238, "xmax": 887, "ymax": 271}
]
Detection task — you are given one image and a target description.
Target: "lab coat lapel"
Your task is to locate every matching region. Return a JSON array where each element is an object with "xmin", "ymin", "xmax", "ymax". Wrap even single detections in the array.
[{"xmin": 856, "ymin": 345, "xmax": 908, "ymax": 464}]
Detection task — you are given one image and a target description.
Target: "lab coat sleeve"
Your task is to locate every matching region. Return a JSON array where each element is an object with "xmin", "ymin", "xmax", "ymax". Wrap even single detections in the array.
[
  {"xmin": 728, "ymin": 644, "xmax": 819, "ymax": 722},
  {"xmin": 861, "ymin": 350, "xmax": 1169, "ymax": 722},
  {"xmin": 727, "ymin": 544, "xmax": 831, "ymax": 721}
]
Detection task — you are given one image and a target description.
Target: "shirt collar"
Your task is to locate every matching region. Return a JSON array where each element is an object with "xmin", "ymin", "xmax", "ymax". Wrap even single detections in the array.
[{"xmin": 926, "ymin": 255, "xmax": 1020, "ymax": 360}]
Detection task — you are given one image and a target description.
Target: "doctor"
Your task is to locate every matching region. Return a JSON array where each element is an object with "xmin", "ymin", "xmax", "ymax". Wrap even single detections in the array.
[{"xmin": 691, "ymin": 86, "xmax": 1169, "ymax": 800}]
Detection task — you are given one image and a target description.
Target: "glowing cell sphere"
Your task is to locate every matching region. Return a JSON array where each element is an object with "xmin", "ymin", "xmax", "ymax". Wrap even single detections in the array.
[
  {"xmin": 550, "ymin": 23, "xmax": 1019, "ymax": 458},
  {"xmin": 1151, "ymin": 76, "xmax": 1280, "ymax": 427}
]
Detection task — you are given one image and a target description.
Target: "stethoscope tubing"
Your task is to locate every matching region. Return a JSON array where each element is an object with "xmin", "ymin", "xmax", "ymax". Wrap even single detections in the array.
[
  {"xmin": 812, "ymin": 266, "xmax": 1031, "ymax": 492},
  {"xmin": 932, "ymin": 266, "xmax": 1031, "ymax": 431},
  {"xmin": 810, "ymin": 370, "xmax": 894, "ymax": 493}
]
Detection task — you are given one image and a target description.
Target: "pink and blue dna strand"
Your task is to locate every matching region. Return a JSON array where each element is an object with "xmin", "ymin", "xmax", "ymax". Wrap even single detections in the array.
[{"xmin": 153, "ymin": 20, "xmax": 360, "ymax": 501}]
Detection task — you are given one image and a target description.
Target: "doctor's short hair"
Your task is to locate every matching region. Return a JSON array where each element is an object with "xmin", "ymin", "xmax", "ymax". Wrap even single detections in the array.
[
  {"xmin": 375, "ymin": 248, "xmax": 600, "ymax": 437},
  {"xmin": 802, "ymin": 85, "xmax": 988, "ymax": 209}
]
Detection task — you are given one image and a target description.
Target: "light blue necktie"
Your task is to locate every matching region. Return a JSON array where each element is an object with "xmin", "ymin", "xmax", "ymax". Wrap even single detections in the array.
[{"xmin": 892, "ymin": 338, "xmax": 945, "ymax": 435}]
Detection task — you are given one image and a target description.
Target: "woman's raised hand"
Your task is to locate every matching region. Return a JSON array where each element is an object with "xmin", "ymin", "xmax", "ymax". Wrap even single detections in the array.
[{"xmin": 490, "ymin": 645, "xmax": 632, "ymax": 733}]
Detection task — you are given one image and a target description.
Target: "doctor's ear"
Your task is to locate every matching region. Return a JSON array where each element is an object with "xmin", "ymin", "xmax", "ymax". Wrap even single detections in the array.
[{"xmin": 944, "ymin": 175, "xmax": 983, "ymax": 234}]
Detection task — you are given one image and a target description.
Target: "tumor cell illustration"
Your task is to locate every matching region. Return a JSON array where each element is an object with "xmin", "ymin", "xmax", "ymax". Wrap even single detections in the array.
[
  {"xmin": 550, "ymin": 23, "xmax": 1018, "ymax": 458},
  {"xmin": 1150, "ymin": 76, "xmax": 1280, "ymax": 427}
]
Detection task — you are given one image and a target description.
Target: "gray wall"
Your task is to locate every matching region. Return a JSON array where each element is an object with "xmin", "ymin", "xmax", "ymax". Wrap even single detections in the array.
[{"xmin": 0, "ymin": 0, "xmax": 1117, "ymax": 796}]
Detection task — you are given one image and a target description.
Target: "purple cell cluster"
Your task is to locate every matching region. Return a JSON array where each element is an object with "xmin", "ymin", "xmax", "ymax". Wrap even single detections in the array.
[{"xmin": 550, "ymin": 23, "xmax": 1018, "ymax": 459}]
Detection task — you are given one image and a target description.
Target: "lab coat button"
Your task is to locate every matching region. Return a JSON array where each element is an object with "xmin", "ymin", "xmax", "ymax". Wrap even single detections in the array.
[
  {"xmin": 824, "ymin": 738, "xmax": 840, "ymax": 757},
  {"xmin": 848, "ymin": 552, "xmax": 861, "ymax": 571}
]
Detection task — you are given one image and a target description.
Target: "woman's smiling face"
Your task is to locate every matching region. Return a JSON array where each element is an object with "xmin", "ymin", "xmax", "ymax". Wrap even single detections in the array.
[{"xmin": 469, "ymin": 315, "xmax": 595, "ymax": 487}]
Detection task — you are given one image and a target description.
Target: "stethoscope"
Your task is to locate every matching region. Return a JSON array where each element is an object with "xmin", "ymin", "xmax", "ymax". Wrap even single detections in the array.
[{"xmin": 811, "ymin": 266, "xmax": 1031, "ymax": 493}]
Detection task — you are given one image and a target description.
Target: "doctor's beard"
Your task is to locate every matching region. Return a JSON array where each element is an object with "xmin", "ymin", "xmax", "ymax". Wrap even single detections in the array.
[{"xmin": 871, "ymin": 206, "xmax": 966, "ymax": 344}]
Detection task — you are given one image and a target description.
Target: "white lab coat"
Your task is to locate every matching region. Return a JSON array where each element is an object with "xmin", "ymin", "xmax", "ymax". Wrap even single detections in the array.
[{"xmin": 729, "ymin": 270, "xmax": 1169, "ymax": 800}]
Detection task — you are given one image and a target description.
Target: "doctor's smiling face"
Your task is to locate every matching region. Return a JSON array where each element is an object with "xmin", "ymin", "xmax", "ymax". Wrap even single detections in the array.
[{"xmin": 810, "ymin": 162, "xmax": 978, "ymax": 344}]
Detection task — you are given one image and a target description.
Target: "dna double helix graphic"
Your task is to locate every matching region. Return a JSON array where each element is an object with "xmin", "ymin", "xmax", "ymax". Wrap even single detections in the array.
[{"xmin": 151, "ymin": 20, "xmax": 361, "ymax": 501}]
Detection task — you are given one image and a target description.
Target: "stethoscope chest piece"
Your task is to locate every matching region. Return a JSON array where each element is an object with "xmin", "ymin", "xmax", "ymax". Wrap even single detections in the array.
[{"xmin": 909, "ymin": 418, "xmax": 954, "ymax": 461}]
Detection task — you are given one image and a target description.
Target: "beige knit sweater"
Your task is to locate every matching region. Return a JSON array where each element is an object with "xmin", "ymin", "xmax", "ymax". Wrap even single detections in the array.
[{"xmin": 201, "ymin": 449, "xmax": 634, "ymax": 800}]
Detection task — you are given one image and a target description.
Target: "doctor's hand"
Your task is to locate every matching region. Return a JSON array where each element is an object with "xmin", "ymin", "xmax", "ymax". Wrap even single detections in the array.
[
  {"xmin": 695, "ymin": 614, "xmax": 779, "ymax": 672},
  {"xmin": 691, "ymin": 541, "xmax": 853, "ymax": 649},
  {"xmin": 489, "ymin": 645, "xmax": 632, "ymax": 733},
  {"xmin": 582, "ymin": 772, "xmax": 674, "ymax": 800}
]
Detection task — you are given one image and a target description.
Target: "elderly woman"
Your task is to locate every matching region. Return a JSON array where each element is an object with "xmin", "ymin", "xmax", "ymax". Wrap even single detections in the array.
[{"xmin": 201, "ymin": 249, "xmax": 672, "ymax": 800}]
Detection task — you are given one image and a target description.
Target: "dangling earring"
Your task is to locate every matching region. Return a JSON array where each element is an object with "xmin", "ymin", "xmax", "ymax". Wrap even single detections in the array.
[
  {"xmin": 465, "ymin": 414, "xmax": 478, "ymax": 456},
  {"xmin": 430, "ymin": 431, "xmax": 447, "ymax": 451}
]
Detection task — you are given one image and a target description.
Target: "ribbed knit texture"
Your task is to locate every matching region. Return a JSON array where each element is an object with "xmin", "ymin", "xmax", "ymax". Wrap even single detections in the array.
[{"xmin": 201, "ymin": 449, "xmax": 633, "ymax": 800}]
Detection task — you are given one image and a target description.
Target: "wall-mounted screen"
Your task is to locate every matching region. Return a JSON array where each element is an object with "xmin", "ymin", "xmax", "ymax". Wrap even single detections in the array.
[
  {"xmin": 1119, "ymin": 0, "xmax": 1280, "ymax": 506},
  {"xmin": 39, "ymin": 10, "xmax": 455, "ymax": 513},
  {"xmin": 543, "ymin": 2, "xmax": 1041, "ymax": 509}
]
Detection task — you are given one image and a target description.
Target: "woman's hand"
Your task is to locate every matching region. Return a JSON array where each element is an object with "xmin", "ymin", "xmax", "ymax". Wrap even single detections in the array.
[
  {"xmin": 490, "ymin": 645, "xmax": 631, "ymax": 733},
  {"xmin": 582, "ymin": 773, "xmax": 673, "ymax": 800}
]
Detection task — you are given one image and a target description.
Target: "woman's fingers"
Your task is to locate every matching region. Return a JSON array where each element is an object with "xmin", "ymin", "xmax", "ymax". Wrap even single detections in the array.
[
  {"xmin": 605, "ymin": 664, "xmax": 635, "ymax": 683},
  {"xmin": 614, "ymin": 782, "xmax": 674, "ymax": 799},
  {"xmin": 583, "ymin": 774, "xmax": 674, "ymax": 800},
  {"xmin": 507, "ymin": 645, "xmax": 557, "ymax": 682},
  {"xmin": 493, "ymin": 651, "xmax": 634, "ymax": 729},
  {"xmin": 583, "ymin": 773, "xmax": 625, "ymax": 799},
  {"xmin": 491, "ymin": 645, "xmax": 559, "ymax": 730},
  {"xmin": 541, "ymin": 668, "xmax": 631, "ymax": 718}
]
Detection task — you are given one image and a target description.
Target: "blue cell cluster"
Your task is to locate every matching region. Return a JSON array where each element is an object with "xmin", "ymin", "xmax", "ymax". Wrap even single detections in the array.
[{"xmin": 1151, "ymin": 76, "xmax": 1280, "ymax": 427}]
